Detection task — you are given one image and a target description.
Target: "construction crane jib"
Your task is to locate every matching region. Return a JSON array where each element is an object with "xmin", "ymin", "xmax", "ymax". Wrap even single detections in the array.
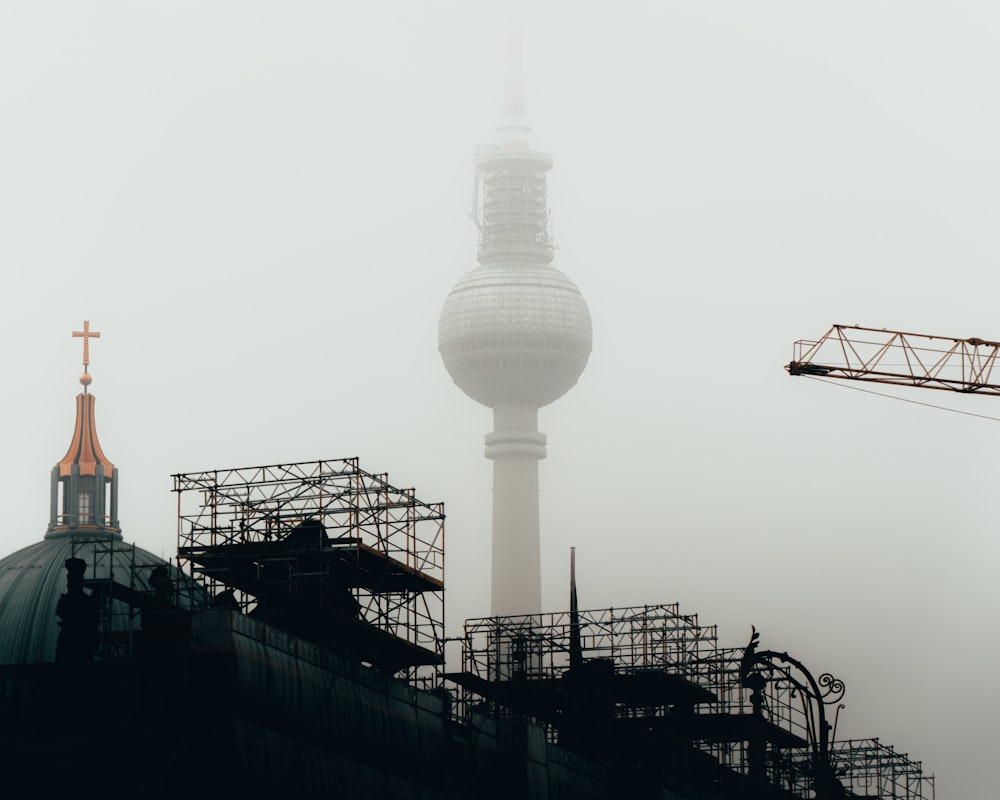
[{"xmin": 787, "ymin": 324, "xmax": 1000, "ymax": 395}]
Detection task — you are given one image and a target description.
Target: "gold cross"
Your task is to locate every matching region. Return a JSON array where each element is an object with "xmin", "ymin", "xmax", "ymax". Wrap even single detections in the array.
[{"xmin": 72, "ymin": 320, "xmax": 101, "ymax": 367}]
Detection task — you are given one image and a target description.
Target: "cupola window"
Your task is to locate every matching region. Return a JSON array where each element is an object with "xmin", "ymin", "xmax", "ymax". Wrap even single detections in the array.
[{"xmin": 78, "ymin": 491, "xmax": 92, "ymax": 524}]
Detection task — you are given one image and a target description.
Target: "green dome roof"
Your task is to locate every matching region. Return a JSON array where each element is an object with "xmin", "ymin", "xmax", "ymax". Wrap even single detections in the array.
[{"xmin": 0, "ymin": 536, "xmax": 192, "ymax": 665}]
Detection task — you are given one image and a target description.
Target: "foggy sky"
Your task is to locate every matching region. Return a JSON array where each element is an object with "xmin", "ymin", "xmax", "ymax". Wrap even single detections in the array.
[{"xmin": 1, "ymin": 3, "xmax": 997, "ymax": 795}]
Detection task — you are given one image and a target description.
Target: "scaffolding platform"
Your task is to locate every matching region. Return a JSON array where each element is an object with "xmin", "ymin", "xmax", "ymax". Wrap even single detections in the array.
[
  {"xmin": 180, "ymin": 537, "xmax": 443, "ymax": 595},
  {"xmin": 172, "ymin": 458, "xmax": 445, "ymax": 679},
  {"xmin": 446, "ymin": 667, "xmax": 715, "ymax": 725}
]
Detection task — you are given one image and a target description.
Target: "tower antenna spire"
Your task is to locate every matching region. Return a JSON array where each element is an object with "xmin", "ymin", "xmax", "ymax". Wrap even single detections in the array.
[{"xmin": 498, "ymin": 22, "xmax": 531, "ymax": 146}]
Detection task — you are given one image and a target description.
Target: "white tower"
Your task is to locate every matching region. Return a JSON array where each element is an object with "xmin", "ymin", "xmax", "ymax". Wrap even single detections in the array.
[{"xmin": 438, "ymin": 36, "xmax": 592, "ymax": 615}]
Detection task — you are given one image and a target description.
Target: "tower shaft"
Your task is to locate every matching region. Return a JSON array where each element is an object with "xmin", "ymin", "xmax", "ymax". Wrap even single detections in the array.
[{"xmin": 485, "ymin": 404, "xmax": 546, "ymax": 615}]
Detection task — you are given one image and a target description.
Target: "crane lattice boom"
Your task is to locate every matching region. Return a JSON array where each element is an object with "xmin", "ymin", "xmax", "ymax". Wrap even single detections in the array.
[{"xmin": 787, "ymin": 324, "xmax": 1000, "ymax": 395}]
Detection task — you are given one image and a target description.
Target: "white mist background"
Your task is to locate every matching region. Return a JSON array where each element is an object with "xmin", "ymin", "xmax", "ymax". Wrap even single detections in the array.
[{"xmin": 1, "ymin": 3, "xmax": 995, "ymax": 795}]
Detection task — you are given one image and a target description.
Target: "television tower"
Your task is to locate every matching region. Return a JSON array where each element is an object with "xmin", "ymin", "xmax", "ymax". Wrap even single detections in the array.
[{"xmin": 438, "ymin": 33, "xmax": 592, "ymax": 615}]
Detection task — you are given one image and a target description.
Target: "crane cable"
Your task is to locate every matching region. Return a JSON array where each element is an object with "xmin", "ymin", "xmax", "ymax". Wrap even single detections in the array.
[{"xmin": 804, "ymin": 375, "xmax": 1000, "ymax": 423}]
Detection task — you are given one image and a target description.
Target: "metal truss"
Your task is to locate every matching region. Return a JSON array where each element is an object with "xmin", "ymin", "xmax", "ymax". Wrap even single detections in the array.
[
  {"xmin": 172, "ymin": 458, "xmax": 445, "ymax": 680},
  {"xmin": 458, "ymin": 603, "xmax": 718, "ymax": 684},
  {"xmin": 451, "ymin": 604, "xmax": 719, "ymax": 740},
  {"xmin": 827, "ymin": 739, "xmax": 935, "ymax": 799},
  {"xmin": 763, "ymin": 739, "xmax": 935, "ymax": 799},
  {"xmin": 787, "ymin": 324, "xmax": 1000, "ymax": 395}
]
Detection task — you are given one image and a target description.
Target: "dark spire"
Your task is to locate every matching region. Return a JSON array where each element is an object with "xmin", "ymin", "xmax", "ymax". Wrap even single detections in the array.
[{"xmin": 569, "ymin": 547, "xmax": 583, "ymax": 671}]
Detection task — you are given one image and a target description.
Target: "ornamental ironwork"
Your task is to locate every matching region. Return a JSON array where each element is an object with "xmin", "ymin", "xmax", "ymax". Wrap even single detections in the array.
[{"xmin": 740, "ymin": 627, "xmax": 847, "ymax": 798}]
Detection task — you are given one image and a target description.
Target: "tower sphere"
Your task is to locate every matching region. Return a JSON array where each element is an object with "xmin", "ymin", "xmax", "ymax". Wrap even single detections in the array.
[{"xmin": 438, "ymin": 261, "xmax": 592, "ymax": 408}]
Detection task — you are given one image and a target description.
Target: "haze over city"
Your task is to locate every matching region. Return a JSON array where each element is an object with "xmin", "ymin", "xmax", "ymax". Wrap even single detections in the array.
[{"xmin": 1, "ymin": 3, "xmax": 997, "ymax": 795}]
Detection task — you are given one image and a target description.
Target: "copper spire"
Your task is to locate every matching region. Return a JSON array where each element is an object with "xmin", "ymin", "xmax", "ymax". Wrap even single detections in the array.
[
  {"xmin": 56, "ymin": 393, "xmax": 115, "ymax": 478},
  {"xmin": 58, "ymin": 321, "xmax": 113, "ymax": 478}
]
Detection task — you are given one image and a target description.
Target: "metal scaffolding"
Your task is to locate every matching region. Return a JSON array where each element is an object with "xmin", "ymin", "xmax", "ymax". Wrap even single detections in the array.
[
  {"xmin": 456, "ymin": 603, "xmax": 718, "ymax": 684},
  {"xmin": 747, "ymin": 738, "xmax": 936, "ymax": 799},
  {"xmin": 69, "ymin": 537, "xmax": 204, "ymax": 660},
  {"xmin": 448, "ymin": 603, "xmax": 720, "ymax": 750},
  {"xmin": 172, "ymin": 458, "xmax": 445, "ymax": 681},
  {"xmin": 448, "ymin": 609, "xmax": 934, "ymax": 799},
  {"xmin": 73, "ymin": 537, "xmax": 139, "ymax": 660},
  {"xmin": 828, "ymin": 739, "xmax": 935, "ymax": 799}
]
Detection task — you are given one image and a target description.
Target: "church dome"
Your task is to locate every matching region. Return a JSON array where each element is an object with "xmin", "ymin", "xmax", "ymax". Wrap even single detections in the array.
[
  {"xmin": 0, "ymin": 538, "xmax": 188, "ymax": 664},
  {"xmin": 0, "ymin": 321, "xmax": 204, "ymax": 665},
  {"xmin": 438, "ymin": 262, "xmax": 592, "ymax": 408}
]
